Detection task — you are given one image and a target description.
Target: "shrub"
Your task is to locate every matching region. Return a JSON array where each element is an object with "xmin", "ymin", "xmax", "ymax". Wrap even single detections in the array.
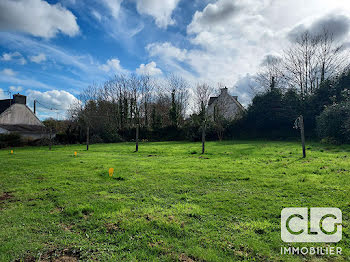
[
  {"xmin": 0, "ymin": 133, "xmax": 22, "ymax": 148},
  {"xmin": 316, "ymin": 102, "xmax": 350, "ymax": 144}
]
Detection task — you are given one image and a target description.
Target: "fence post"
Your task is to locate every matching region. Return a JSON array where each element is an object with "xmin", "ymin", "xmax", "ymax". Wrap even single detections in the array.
[
  {"xmin": 300, "ymin": 115, "xmax": 306, "ymax": 158},
  {"xmin": 86, "ymin": 126, "xmax": 89, "ymax": 151},
  {"xmin": 49, "ymin": 128, "xmax": 52, "ymax": 151}
]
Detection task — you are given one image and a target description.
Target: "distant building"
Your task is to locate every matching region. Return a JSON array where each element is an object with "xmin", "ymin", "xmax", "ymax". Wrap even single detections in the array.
[
  {"xmin": 0, "ymin": 94, "xmax": 48, "ymax": 139},
  {"xmin": 207, "ymin": 87, "xmax": 245, "ymax": 121}
]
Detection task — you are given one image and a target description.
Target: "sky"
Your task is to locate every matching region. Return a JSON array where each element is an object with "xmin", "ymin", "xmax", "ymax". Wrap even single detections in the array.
[{"xmin": 1, "ymin": 0, "xmax": 350, "ymax": 119}]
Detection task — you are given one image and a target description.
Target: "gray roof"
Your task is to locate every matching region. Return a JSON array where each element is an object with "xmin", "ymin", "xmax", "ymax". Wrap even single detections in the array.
[
  {"xmin": 0, "ymin": 124, "xmax": 48, "ymax": 133},
  {"xmin": 0, "ymin": 99, "xmax": 13, "ymax": 115},
  {"xmin": 208, "ymin": 97, "xmax": 218, "ymax": 106}
]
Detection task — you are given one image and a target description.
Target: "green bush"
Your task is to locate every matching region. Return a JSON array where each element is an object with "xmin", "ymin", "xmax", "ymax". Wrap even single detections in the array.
[
  {"xmin": 0, "ymin": 133, "xmax": 22, "ymax": 148},
  {"xmin": 316, "ymin": 102, "xmax": 350, "ymax": 144}
]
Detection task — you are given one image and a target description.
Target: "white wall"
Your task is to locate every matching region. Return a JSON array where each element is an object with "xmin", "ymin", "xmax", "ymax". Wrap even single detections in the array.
[
  {"xmin": 0, "ymin": 104, "xmax": 44, "ymax": 126},
  {"xmin": 207, "ymin": 92, "xmax": 243, "ymax": 120}
]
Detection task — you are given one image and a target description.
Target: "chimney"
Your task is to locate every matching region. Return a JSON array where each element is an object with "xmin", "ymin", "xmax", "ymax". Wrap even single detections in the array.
[
  {"xmin": 220, "ymin": 87, "xmax": 228, "ymax": 95},
  {"xmin": 13, "ymin": 94, "xmax": 26, "ymax": 105}
]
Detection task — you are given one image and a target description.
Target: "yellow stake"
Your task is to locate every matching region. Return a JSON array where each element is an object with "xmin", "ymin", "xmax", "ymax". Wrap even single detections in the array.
[
  {"xmin": 109, "ymin": 168, "xmax": 114, "ymax": 177},
  {"xmin": 74, "ymin": 151, "xmax": 77, "ymax": 157},
  {"xmin": 10, "ymin": 150, "xmax": 13, "ymax": 154}
]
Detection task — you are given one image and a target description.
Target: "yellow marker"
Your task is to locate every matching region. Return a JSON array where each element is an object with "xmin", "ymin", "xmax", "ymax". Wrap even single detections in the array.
[
  {"xmin": 10, "ymin": 150, "xmax": 13, "ymax": 154},
  {"xmin": 74, "ymin": 151, "xmax": 77, "ymax": 157},
  {"xmin": 109, "ymin": 168, "xmax": 114, "ymax": 177}
]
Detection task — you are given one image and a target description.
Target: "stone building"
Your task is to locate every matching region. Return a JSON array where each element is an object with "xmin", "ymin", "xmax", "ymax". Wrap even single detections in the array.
[
  {"xmin": 207, "ymin": 87, "xmax": 245, "ymax": 121},
  {"xmin": 0, "ymin": 94, "xmax": 48, "ymax": 139}
]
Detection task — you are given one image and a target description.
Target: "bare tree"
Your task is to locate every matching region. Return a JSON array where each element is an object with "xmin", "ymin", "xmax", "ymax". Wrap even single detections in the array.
[
  {"xmin": 284, "ymin": 31, "xmax": 319, "ymax": 96},
  {"xmin": 167, "ymin": 74, "xmax": 190, "ymax": 126},
  {"xmin": 128, "ymin": 74, "xmax": 153, "ymax": 152},
  {"xmin": 256, "ymin": 55, "xmax": 285, "ymax": 92},
  {"xmin": 194, "ymin": 83, "xmax": 213, "ymax": 154},
  {"xmin": 282, "ymin": 28, "xmax": 348, "ymax": 96},
  {"xmin": 316, "ymin": 28, "xmax": 347, "ymax": 83}
]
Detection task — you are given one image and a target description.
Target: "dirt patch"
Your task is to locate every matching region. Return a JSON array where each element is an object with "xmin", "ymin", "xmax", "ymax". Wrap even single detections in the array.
[
  {"xmin": 40, "ymin": 249, "xmax": 80, "ymax": 262},
  {"xmin": 145, "ymin": 214, "xmax": 154, "ymax": 221},
  {"xmin": 148, "ymin": 241, "xmax": 164, "ymax": 248},
  {"xmin": 60, "ymin": 224, "xmax": 73, "ymax": 232},
  {"xmin": 50, "ymin": 206, "xmax": 63, "ymax": 214},
  {"xmin": 105, "ymin": 222, "xmax": 123, "ymax": 233},
  {"xmin": 15, "ymin": 248, "xmax": 80, "ymax": 262},
  {"xmin": 0, "ymin": 192, "xmax": 13, "ymax": 202},
  {"xmin": 52, "ymin": 255, "xmax": 78, "ymax": 262},
  {"xmin": 179, "ymin": 253, "xmax": 195, "ymax": 262},
  {"xmin": 112, "ymin": 176, "xmax": 125, "ymax": 181}
]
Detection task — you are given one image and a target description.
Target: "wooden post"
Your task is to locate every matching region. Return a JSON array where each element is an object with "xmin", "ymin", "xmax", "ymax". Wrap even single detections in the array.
[
  {"xmin": 300, "ymin": 115, "xmax": 306, "ymax": 158},
  {"xmin": 86, "ymin": 126, "xmax": 89, "ymax": 151},
  {"xmin": 49, "ymin": 128, "xmax": 52, "ymax": 151},
  {"xmin": 201, "ymin": 123, "xmax": 205, "ymax": 154},
  {"xmin": 201, "ymin": 102, "xmax": 206, "ymax": 154},
  {"xmin": 135, "ymin": 123, "xmax": 139, "ymax": 152}
]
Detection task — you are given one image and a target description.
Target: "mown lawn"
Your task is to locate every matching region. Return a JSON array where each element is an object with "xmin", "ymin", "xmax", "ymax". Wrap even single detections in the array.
[{"xmin": 0, "ymin": 141, "xmax": 350, "ymax": 261}]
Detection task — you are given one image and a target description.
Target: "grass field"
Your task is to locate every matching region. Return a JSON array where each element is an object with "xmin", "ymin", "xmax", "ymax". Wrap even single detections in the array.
[{"xmin": 1, "ymin": 141, "xmax": 350, "ymax": 261}]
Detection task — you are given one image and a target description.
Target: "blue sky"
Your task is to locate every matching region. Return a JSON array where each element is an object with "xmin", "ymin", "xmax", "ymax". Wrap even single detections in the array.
[{"xmin": 1, "ymin": 0, "xmax": 350, "ymax": 119}]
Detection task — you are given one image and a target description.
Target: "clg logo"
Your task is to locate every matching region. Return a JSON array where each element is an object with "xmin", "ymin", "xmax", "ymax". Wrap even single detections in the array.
[{"xmin": 281, "ymin": 208, "xmax": 342, "ymax": 243}]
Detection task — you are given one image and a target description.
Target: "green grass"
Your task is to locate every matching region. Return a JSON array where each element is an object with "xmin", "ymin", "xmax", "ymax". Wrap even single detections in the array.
[{"xmin": 1, "ymin": 141, "xmax": 350, "ymax": 261}]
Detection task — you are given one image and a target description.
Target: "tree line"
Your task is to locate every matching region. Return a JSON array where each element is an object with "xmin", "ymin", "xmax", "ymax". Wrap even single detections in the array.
[{"xmin": 44, "ymin": 28, "xmax": 350, "ymax": 147}]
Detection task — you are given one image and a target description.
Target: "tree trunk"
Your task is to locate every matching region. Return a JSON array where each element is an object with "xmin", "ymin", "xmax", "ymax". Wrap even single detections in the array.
[
  {"xmin": 86, "ymin": 126, "xmax": 89, "ymax": 151},
  {"xmin": 321, "ymin": 63, "xmax": 325, "ymax": 83},
  {"xmin": 135, "ymin": 123, "xmax": 139, "ymax": 152},
  {"xmin": 201, "ymin": 122, "xmax": 205, "ymax": 154},
  {"xmin": 49, "ymin": 128, "xmax": 52, "ymax": 151},
  {"xmin": 300, "ymin": 115, "xmax": 306, "ymax": 158}
]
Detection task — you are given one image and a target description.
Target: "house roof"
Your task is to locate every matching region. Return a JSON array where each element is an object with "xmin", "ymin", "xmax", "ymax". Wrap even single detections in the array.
[
  {"xmin": 0, "ymin": 124, "xmax": 48, "ymax": 133},
  {"xmin": 208, "ymin": 97, "xmax": 218, "ymax": 106},
  {"xmin": 208, "ymin": 95, "xmax": 246, "ymax": 112},
  {"xmin": 0, "ymin": 99, "xmax": 13, "ymax": 115}
]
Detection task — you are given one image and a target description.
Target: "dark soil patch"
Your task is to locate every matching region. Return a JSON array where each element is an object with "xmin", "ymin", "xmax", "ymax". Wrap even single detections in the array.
[
  {"xmin": 179, "ymin": 253, "xmax": 195, "ymax": 262},
  {"xmin": 0, "ymin": 192, "xmax": 13, "ymax": 201},
  {"xmin": 15, "ymin": 248, "xmax": 80, "ymax": 262}
]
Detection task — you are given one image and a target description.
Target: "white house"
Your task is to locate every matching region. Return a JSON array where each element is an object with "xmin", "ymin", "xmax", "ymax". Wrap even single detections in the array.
[
  {"xmin": 207, "ymin": 88, "xmax": 245, "ymax": 121},
  {"xmin": 0, "ymin": 94, "xmax": 49, "ymax": 139}
]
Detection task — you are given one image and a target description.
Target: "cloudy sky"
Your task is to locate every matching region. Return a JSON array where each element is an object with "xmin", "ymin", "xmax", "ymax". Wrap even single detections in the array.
[{"xmin": 1, "ymin": 0, "xmax": 350, "ymax": 119}]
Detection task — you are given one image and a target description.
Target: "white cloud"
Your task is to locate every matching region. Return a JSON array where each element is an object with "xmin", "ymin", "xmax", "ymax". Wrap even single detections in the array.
[
  {"xmin": 288, "ymin": 13, "xmax": 350, "ymax": 42},
  {"xmin": 102, "ymin": 0, "xmax": 123, "ymax": 18},
  {"xmin": 99, "ymin": 58, "xmax": 128, "ymax": 74},
  {"xmin": 1, "ymin": 51, "xmax": 27, "ymax": 65},
  {"xmin": 1, "ymin": 52, "xmax": 17, "ymax": 61},
  {"xmin": 1, "ymin": 68, "xmax": 17, "ymax": 77},
  {"xmin": 187, "ymin": 0, "xmax": 241, "ymax": 33},
  {"xmin": 0, "ymin": 73, "xmax": 53, "ymax": 90},
  {"xmin": 9, "ymin": 86, "xmax": 23, "ymax": 93},
  {"xmin": 91, "ymin": 9, "xmax": 102, "ymax": 22},
  {"xmin": 135, "ymin": 0, "xmax": 180, "ymax": 28},
  {"xmin": 0, "ymin": 0, "xmax": 79, "ymax": 38},
  {"xmin": 147, "ymin": 42, "xmax": 187, "ymax": 61},
  {"xmin": 30, "ymin": 53, "xmax": 47, "ymax": 63},
  {"xmin": 26, "ymin": 89, "xmax": 78, "ymax": 111},
  {"xmin": 136, "ymin": 61, "xmax": 162, "ymax": 76},
  {"xmin": 147, "ymin": 0, "xmax": 350, "ymax": 105},
  {"xmin": 0, "ymin": 33, "xmax": 107, "ymax": 84}
]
